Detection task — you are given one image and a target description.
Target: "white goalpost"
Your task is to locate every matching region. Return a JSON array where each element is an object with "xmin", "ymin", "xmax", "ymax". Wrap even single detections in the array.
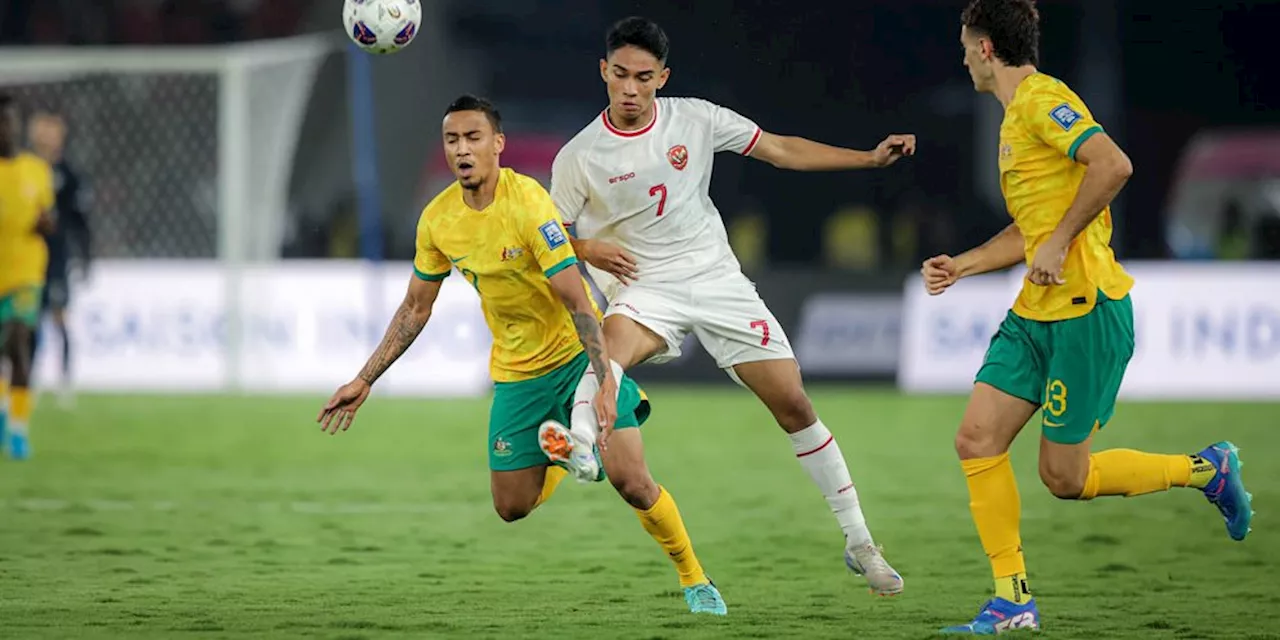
[
  {"xmin": 0, "ymin": 34, "xmax": 494, "ymax": 397},
  {"xmin": 0, "ymin": 35, "xmax": 337, "ymax": 391},
  {"xmin": 0, "ymin": 33, "xmax": 340, "ymax": 263}
]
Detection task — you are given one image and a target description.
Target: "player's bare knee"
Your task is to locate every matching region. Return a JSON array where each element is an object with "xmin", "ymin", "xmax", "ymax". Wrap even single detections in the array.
[
  {"xmin": 609, "ymin": 472, "xmax": 659, "ymax": 510},
  {"xmin": 954, "ymin": 422, "xmax": 1004, "ymax": 460},
  {"xmin": 1039, "ymin": 465, "xmax": 1086, "ymax": 500},
  {"xmin": 1038, "ymin": 451, "xmax": 1087, "ymax": 499},
  {"xmin": 603, "ymin": 316, "xmax": 663, "ymax": 369},
  {"xmin": 493, "ymin": 500, "xmax": 533, "ymax": 523},
  {"xmin": 768, "ymin": 388, "xmax": 816, "ymax": 433},
  {"xmin": 1038, "ymin": 439, "xmax": 1092, "ymax": 499},
  {"xmin": 603, "ymin": 340, "xmax": 643, "ymax": 371},
  {"xmin": 10, "ymin": 365, "xmax": 31, "ymax": 387},
  {"xmin": 4, "ymin": 329, "xmax": 32, "ymax": 386},
  {"xmin": 491, "ymin": 492, "xmax": 537, "ymax": 523},
  {"xmin": 784, "ymin": 395, "xmax": 818, "ymax": 432}
]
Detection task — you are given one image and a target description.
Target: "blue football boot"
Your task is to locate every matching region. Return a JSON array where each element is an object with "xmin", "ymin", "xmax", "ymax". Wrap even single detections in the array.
[
  {"xmin": 1197, "ymin": 441, "xmax": 1253, "ymax": 541},
  {"xmin": 942, "ymin": 597, "xmax": 1040, "ymax": 634},
  {"xmin": 6, "ymin": 430, "xmax": 30, "ymax": 461},
  {"xmin": 684, "ymin": 580, "xmax": 727, "ymax": 616}
]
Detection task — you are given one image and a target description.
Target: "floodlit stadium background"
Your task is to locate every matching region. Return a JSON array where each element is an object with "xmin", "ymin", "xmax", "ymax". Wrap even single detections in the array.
[
  {"xmin": 3, "ymin": 1, "xmax": 1277, "ymax": 397},
  {"xmin": 1, "ymin": 2, "xmax": 1277, "ymax": 638}
]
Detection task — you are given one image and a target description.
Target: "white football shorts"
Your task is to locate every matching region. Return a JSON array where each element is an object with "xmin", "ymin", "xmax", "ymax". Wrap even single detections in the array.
[{"xmin": 598, "ymin": 268, "xmax": 796, "ymax": 375}]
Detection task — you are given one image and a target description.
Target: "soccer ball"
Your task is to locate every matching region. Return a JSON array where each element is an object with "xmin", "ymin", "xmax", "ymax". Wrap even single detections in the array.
[{"xmin": 343, "ymin": 0, "xmax": 421, "ymax": 55}]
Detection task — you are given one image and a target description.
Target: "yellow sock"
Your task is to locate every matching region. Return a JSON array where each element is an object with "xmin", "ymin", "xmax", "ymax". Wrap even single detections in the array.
[
  {"xmin": 636, "ymin": 486, "xmax": 708, "ymax": 587},
  {"xmin": 9, "ymin": 387, "xmax": 32, "ymax": 435},
  {"xmin": 961, "ymin": 453, "xmax": 1031, "ymax": 603},
  {"xmin": 1186, "ymin": 453, "xmax": 1218, "ymax": 489},
  {"xmin": 533, "ymin": 466, "xmax": 568, "ymax": 509},
  {"xmin": 994, "ymin": 572, "xmax": 1032, "ymax": 603},
  {"xmin": 1079, "ymin": 449, "xmax": 1216, "ymax": 499}
]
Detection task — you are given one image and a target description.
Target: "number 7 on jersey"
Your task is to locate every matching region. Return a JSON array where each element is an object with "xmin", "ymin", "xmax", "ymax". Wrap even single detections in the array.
[{"xmin": 649, "ymin": 184, "xmax": 667, "ymax": 217}]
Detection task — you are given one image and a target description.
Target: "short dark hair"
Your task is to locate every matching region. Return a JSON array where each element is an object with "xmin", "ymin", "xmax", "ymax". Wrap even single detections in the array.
[
  {"xmin": 962, "ymin": 0, "xmax": 1040, "ymax": 67},
  {"xmin": 0, "ymin": 93, "xmax": 16, "ymax": 112},
  {"xmin": 31, "ymin": 104, "xmax": 63, "ymax": 118},
  {"xmin": 444, "ymin": 94, "xmax": 502, "ymax": 134},
  {"xmin": 606, "ymin": 16, "xmax": 669, "ymax": 63}
]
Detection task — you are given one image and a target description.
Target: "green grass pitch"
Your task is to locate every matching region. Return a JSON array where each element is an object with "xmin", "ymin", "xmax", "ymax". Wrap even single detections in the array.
[{"xmin": 1, "ymin": 387, "xmax": 1275, "ymax": 639}]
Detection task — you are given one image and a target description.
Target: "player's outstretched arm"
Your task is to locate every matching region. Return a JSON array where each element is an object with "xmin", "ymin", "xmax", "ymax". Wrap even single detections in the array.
[
  {"xmin": 748, "ymin": 131, "xmax": 917, "ymax": 171},
  {"xmin": 318, "ymin": 275, "xmax": 442, "ymax": 434},
  {"xmin": 548, "ymin": 268, "xmax": 619, "ymax": 435},
  {"xmin": 922, "ymin": 224, "xmax": 1025, "ymax": 295},
  {"xmin": 1028, "ymin": 133, "xmax": 1133, "ymax": 286}
]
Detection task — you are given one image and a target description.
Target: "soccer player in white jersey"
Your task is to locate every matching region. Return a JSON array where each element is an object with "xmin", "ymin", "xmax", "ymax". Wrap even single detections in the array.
[{"xmin": 543, "ymin": 16, "xmax": 917, "ymax": 597}]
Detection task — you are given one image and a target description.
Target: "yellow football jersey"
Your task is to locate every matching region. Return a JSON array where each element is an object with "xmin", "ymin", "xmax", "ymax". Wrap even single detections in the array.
[
  {"xmin": 414, "ymin": 168, "xmax": 596, "ymax": 383},
  {"xmin": 0, "ymin": 152, "xmax": 55, "ymax": 295},
  {"xmin": 999, "ymin": 73, "xmax": 1134, "ymax": 321}
]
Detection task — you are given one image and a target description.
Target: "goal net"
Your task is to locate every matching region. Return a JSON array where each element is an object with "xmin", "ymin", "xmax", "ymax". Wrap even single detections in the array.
[
  {"xmin": 0, "ymin": 34, "xmax": 339, "ymax": 262},
  {"xmin": 0, "ymin": 35, "xmax": 352, "ymax": 393}
]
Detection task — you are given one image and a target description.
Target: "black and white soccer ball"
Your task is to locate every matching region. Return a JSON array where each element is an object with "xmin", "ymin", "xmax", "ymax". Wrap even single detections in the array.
[{"xmin": 343, "ymin": 0, "xmax": 421, "ymax": 55}]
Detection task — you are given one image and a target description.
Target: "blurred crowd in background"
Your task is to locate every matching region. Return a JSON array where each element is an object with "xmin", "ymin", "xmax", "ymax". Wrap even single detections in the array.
[
  {"xmin": 2, "ymin": 0, "xmax": 1277, "ymax": 273},
  {"xmin": 0, "ymin": 0, "xmax": 309, "ymax": 44}
]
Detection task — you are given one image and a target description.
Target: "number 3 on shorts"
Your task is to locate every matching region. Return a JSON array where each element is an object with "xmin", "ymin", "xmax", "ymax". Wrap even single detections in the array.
[{"xmin": 1042, "ymin": 379, "xmax": 1067, "ymax": 427}]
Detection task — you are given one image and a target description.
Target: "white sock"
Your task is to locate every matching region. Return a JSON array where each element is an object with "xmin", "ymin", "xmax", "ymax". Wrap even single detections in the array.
[
  {"xmin": 570, "ymin": 360, "xmax": 625, "ymax": 442},
  {"xmin": 788, "ymin": 420, "xmax": 873, "ymax": 548}
]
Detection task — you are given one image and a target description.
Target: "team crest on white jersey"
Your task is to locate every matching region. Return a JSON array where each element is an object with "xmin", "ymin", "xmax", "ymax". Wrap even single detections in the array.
[{"xmin": 667, "ymin": 144, "xmax": 689, "ymax": 171}]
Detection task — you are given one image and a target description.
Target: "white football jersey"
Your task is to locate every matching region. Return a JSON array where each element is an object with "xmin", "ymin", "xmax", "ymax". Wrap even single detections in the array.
[{"xmin": 550, "ymin": 97, "xmax": 761, "ymax": 288}]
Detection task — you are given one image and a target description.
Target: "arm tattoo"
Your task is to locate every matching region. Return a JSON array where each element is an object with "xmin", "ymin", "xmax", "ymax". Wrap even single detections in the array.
[
  {"xmin": 571, "ymin": 310, "xmax": 609, "ymax": 386},
  {"xmin": 358, "ymin": 301, "xmax": 428, "ymax": 385}
]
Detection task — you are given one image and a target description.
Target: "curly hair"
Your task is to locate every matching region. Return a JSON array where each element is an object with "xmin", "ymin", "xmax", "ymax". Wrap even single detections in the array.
[{"xmin": 962, "ymin": 0, "xmax": 1040, "ymax": 67}]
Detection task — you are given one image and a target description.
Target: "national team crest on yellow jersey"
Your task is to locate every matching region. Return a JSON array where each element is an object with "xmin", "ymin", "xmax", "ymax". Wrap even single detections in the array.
[{"xmin": 413, "ymin": 168, "xmax": 598, "ymax": 383}]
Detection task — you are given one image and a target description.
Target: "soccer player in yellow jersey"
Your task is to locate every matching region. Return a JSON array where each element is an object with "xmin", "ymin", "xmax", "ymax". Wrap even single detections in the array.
[
  {"xmin": 0, "ymin": 94, "xmax": 56, "ymax": 461},
  {"xmin": 317, "ymin": 95, "xmax": 726, "ymax": 615},
  {"xmin": 923, "ymin": 1, "xmax": 1253, "ymax": 634}
]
